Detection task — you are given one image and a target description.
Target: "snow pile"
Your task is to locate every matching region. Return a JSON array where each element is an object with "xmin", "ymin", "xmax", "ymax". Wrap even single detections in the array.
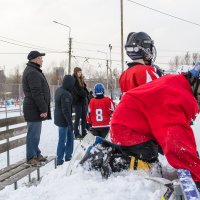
[
  {"xmin": 0, "ymin": 113, "xmax": 199, "ymax": 200},
  {"xmin": 0, "ymin": 164, "xmax": 166, "ymax": 200}
]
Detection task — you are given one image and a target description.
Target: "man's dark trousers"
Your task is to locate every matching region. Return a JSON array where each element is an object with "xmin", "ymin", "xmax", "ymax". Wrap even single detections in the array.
[{"xmin": 26, "ymin": 122, "xmax": 42, "ymax": 161}]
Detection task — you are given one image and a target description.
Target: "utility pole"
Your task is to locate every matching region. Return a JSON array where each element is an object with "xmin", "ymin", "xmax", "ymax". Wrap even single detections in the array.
[
  {"xmin": 97, "ymin": 50, "xmax": 109, "ymax": 93},
  {"xmin": 106, "ymin": 60, "xmax": 109, "ymax": 92},
  {"xmin": 53, "ymin": 21, "xmax": 72, "ymax": 74},
  {"xmin": 109, "ymin": 44, "xmax": 113, "ymax": 99},
  {"xmin": 68, "ymin": 37, "xmax": 72, "ymax": 74},
  {"xmin": 120, "ymin": 0, "xmax": 124, "ymax": 73}
]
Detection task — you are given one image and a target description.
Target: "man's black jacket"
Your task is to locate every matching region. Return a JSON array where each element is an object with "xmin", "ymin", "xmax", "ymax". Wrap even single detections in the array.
[{"xmin": 22, "ymin": 62, "xmax": 51, "ymax": 121}]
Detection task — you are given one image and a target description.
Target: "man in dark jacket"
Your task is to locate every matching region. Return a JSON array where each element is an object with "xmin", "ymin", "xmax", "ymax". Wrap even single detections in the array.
[
  {"xmin": 22, "ymin": 51, "xmax": 51, "ymax": 166},
  {"xmin": 54, "ymin": 75, "xmax": 75, "ymax": 165}
]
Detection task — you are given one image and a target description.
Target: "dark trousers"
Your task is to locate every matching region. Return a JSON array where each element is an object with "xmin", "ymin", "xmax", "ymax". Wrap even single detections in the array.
[
  {"xmin": 120, "ymin": 140, "xmax": 159, "ymax": 163},
  {"xmin": 26, "ymin": 122, "xmax": 42, "ymax": 161},
  {"xmin": 74, "ymin": 103, "xmax": 88, "ymax": 136},
  {"xmin": 56, "ymin": 127, "xmax": 74, "ymax": 165},
  {"xmin": 91, "ymin": 127, "xmax": 109, "ymax": 138}
]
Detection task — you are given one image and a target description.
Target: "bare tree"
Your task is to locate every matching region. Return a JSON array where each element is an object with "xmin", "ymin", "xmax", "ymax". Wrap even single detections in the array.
[
  {"xmin": 169, "ymin": 52, "xmax": 200, "ymax": 71},
  {"xmin": 184, "ymin": 52, "xmax": 191, "ymax": 65},
  {"xmin": 4, "ymin": 66, "xmax": 22, "ymax": 98},
  {"xmin": 59, "ymin": 59, "xmax": 67, "ymax": 73},
  {"xmin": 113, "ymin": 67, "xmax": 120, "ymax": 89},
  {"xmin": 0, "ymin": 66, "xmax": 6, "ymax": 83},
  {"xmin": 169, "ymin": 56, "xmax": 181, "ymax": 71},
  {"xmin": 192, "ymin": 53, "xmax": 199, "ymax": 64},
  {"xmin": 0, "ymin": 67, "xmax": 6, "ymax": 99}
]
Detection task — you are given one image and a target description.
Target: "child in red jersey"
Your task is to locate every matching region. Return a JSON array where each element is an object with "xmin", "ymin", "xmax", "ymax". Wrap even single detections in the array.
[{"xmin": 87, "ymin": 83, "xmax": 115, "ymax": 138}]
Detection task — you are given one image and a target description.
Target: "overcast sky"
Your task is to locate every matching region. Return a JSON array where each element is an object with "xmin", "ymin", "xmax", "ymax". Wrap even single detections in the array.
[{"xmin": 1, "ymin": 0, "xmax": 200, "ymax": 74}]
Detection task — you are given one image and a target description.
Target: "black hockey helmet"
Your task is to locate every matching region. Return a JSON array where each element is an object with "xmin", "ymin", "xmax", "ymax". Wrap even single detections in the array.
[{"xmin": 125, "ymin": 32, "xmax": 156, "ymax": 64}]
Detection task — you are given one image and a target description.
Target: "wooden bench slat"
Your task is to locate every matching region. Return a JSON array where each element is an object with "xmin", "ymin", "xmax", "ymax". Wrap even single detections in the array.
[
  {"xmin": 0, "ymin": 163, "xmax": 30, "ymax": 182},
  {"xmin": 0, "ymin": 115, "xmax": 57, "ymax": 190},
  {"xmin": 0, "ymin": 159, "xmax": 26, "ymax": 176},
  {"xmin": 0, "ymin": 116, "xmax": 25, "ymax": 128},
  {"xmin": 0, "ymin": 156, "xmax": 55, "ymax": 190},
  {"xmin": 0, "ymin": 137, "xmax": 26, "ymax": 154},
  {"xmin": 0, "ymin": 126, "xmax": 27, "ymax": 141},
  {"xmin": 0, "ymin": 166, "xmax": 38, "ymax": 190}
]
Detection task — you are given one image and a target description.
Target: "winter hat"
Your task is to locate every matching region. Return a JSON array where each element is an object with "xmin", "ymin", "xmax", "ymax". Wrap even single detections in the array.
[{"xmin": 27, "ymin": 51, "xmax": 45, "ymax": 60}]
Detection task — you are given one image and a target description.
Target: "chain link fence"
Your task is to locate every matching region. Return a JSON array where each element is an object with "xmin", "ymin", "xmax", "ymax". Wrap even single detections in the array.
[
  {"xmin": 0, "ymin": 83, "xmax": 121, "ymax": 119},
  {"xmin": 0, "ymin": 83, "xmax": 58, "ymax": 118}
]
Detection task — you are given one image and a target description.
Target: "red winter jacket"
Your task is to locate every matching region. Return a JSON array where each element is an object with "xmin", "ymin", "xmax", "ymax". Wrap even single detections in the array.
[
  {"xmin": 111, "ymin": 74, "xmax": 200, "ymax": 181},
  {"xmin": 119, "ymin": 63, "xmax": 159, "ymax": 93}
]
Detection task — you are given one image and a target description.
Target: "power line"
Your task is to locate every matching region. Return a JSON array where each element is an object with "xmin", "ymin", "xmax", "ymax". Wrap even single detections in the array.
[
  {"xmin": 0, "ymin": 48, "xmax": 198, "ymax": 55},
  {"xmin": 0, "ymin": 51, "xmax": 67, "ymax": 54},
  {"xmin": 0, "ymin": 52, "xmax": 28, "ymax": 54},
  {"xmin": 73, "ymin": 47, "xmax": 122, "ymax": 56},
  {"xmin": 0, "ymin": 34, "xmax": 189, "ymax": 55},
  {"xmin": 72, "ymin": 55, "xmax": 115, "ymax": 62},
  {"xmin": 73, "ymin": 40, "xmax": 121, "ymax": 49},
  {"xmin": 73, "ymin": 42, "xmax": 200, "ymax": 54},
  {"xmin": 72, "ymin": 56, "xmax": 81, "ymax": 68},
  {"xmin": 73, "ymin": 47, "xmax": 200, "ymax": 57},
  {"xmin": 73, "ymin": 47, "xmax": 101, "ymax": 53},
  {"xmin": 73, "ymin": 40, "xmax": 200, "ymax": 54},
  {"xmin": 127, "ymin": 0, "xmax": 200, "ymax": 27},
  {"xmin": 0, "ymin": 51, "xmax": 181, "ymax": 60},
  {"xmin": 0, "ymin": 39, "xmax": 66, "ymax": 53},
  {"xmin": 72, "ymin": 54, "xmax": 169, "ymax": 65},
  {"xmin": 73, "ymin": 40, "xmax": 108, "ymax": 47},
  {"xmin": 0, "ymin": 39, "xmax": 65, "ymax": 53},
  {"xmin": 0, "ymin": 35, "xmax": 64, "ymax": 52},
  {"xmin": 158, "ymin": 49, "xmax": 200, "ymax": 53}
]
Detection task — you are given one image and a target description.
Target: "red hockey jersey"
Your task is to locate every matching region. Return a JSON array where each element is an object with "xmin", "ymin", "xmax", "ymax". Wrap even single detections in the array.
[
  {"xmin": 119, "ymin": 63, "xmax": 159, "ymax": 93},
  {"xmin": 111, "ymin": 74, "xmax": 200, "ymax": 181},
  {"xmin": 87, "ymin": 97, "xmax": 115, "ymax": 128}
]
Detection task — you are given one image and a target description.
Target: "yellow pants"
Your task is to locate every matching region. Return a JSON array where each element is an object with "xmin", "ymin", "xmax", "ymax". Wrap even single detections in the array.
[{"xmin": 129, "ymin": 156, "xmax": 152, "ymax": 171}]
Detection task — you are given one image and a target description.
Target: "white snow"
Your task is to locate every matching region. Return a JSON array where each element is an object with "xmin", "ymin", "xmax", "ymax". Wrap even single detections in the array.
[{"xmin": 0, "ymin": 112, "xmax": 200, "ymax": 200}]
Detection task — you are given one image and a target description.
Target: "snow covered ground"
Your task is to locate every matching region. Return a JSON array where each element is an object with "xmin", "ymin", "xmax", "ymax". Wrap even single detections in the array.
[{"xmin": 0, "ymin": 113, "xmax": 199, "ymax": 200}]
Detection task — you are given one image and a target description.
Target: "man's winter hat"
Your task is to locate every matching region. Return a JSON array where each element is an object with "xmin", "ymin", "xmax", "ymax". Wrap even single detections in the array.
[
  {"xmin": 188, "ymin": 61, "xmax": 200, "ymax": 78},
  {"xmin": 27, "ymin": 51, "xmax": 45, "ymax": 60}
]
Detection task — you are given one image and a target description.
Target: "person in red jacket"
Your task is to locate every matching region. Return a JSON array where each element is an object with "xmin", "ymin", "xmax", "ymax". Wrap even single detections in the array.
[
  {"xmin": 120, "ymin": 32, "xmax": 164, "ymax": 155},
  {"xmin": 87, "ymin": 83, "xmax": 115, "ymax": 138},
  {"xmin": 119, "ymin": 32, "xmax": 163, "ymax": 94},
  {"xmin": 110, "ymin": 61, "xmax": 200, "ymax": 188},
  {"xmin": 80, "ymin": 62, "xmax": 200, "ymax": 182}
]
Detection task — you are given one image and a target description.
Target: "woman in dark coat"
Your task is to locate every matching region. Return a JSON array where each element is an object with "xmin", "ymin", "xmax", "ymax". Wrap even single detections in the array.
[{"xmin": 72, "ymin": 67, "xmax": 89, "ymax": 138}]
